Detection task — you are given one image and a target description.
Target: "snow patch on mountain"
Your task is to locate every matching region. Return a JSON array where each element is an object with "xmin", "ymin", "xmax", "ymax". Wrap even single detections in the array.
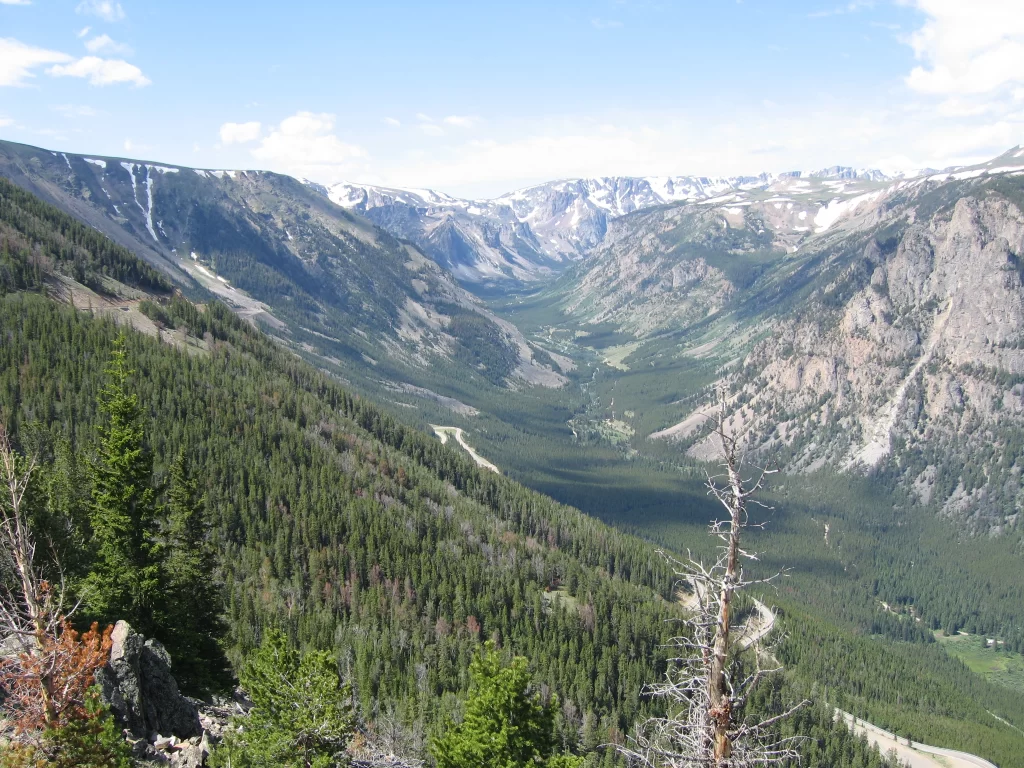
[
  {"xmin": 120, "ymin": 162, "xmax": 159, "ymax": 243},
  {"xmin": 306, "ymin": 151, "xmax": 1024, "ymax": 284}
]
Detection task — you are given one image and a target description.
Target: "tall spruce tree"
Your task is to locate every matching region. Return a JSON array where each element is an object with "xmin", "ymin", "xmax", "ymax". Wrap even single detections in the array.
[
  {"xmin": 162, "ymin": 450, "xmax": 232, "ymax": 695},
  {"xmin": 82, "ymin": 336, "xmax": 161, "ymax": 635}
]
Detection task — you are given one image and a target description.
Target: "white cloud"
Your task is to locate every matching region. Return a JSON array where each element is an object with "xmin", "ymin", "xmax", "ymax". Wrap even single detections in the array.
[
  {"xmin": 0, "ymin": 117, "xmax": 13, "ymax": 127},
  {"xmin": 808, "ymin": 1, "xmax": 874, "ymax": 18},
  {"xmin": 77, "ymin": 27, "xmax": 91, "ymax": 38},
  {"xmin": 415, "ymin": 112, "xmax": 433, "ymax": 123},
  {"xmin": 84, "ymin": 34, "xmax": 132, "ymax": 56},
  {"xmin": 48, "ymin": 55, "xmax": 149, "ymax": 86},
  {"xmin": 420, "ymin": 124, "xmax": 445, "ymax": 137},
  {"xmin": 0, "ymin": 38, "xmax": 72, "ymax": 86},
  {"xmin": 54, "ymin": 103, "xmax": 98, "ymax": 117},
  {"xmin": 904, "ymin": 0, "xmax": 1024, "ymax": 97},
  {"xmin": 0, "ymin": 1, "xmax": 32, "ymax": 6},
  {"xmin": 75, "ymin": 0, "xmax": 125, "ymax": 22},
  {"xmin": 383, "ymin": 117, "xmax": 401, "ymax": 127},
  {"xmin": 249, "ymin": 111, "xmax": 367, "ymax": 183},
  {"xmin": 443, "ymin": 115, "xmax": 480, "ymax": 128},
  {"xmin": 219, "ymin": 121, "xmax": 261, "ymax": 144},
  {"xmin": 935, "ymin": 98, "xmax": 996, "ymax": 117},
  {"xmin": 358, "ymin": 101, "xmax": 1024, "ymax": 197}
]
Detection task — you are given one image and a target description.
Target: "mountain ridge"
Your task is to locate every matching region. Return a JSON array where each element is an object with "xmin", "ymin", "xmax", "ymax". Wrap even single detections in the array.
[
  {"xmin": 0, "ymin": 139, "xmax": 568, "ymax": 402},
  {"xmin": 523, "ymin": 147, "xmax": 1024, "ymax": 532}
]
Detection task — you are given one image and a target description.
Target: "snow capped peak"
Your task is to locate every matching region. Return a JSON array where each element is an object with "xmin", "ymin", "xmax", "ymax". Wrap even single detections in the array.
[
  {"xmin": 809, "ymin": 166, "xmax": 889, "ymax": 182},
  {"xmin": 301, "ymin": 147, "xmax": 1020, "ymax": 284}
]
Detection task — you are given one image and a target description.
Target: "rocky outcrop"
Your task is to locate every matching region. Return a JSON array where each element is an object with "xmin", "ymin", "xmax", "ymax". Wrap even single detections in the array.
[
  {"xmin": 96, "ymin": 621, "xmax": 201, "ymax": 741},
  {"xmin": 664, "ymin": 183, "xmax": 1024, "ymax": 530},
  {"xmin": 351, "ymin": 758, "xmax": 423, "ymax": 768}
]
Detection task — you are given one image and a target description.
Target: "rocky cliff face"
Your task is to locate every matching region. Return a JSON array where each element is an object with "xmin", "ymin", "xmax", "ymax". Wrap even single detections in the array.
[{"xmin": 631, "ymin": 155, "xmax": 1024, "ymax": 532}]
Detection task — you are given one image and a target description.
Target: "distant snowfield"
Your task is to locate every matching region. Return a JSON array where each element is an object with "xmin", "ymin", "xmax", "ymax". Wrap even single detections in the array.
[
  {"xmin": 813, "ymin": 190, "xmax": 882, "ymax": 233},
  {"xmin": 299, "ymin": 147, "xmax": 1024, "ymax": 284}
]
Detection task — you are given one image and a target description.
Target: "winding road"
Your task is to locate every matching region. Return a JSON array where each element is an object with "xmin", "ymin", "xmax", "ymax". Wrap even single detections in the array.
[
  {"xmin": 676, "ymin": 588, "xmax": 775, "ymax": 651},
  {"xmin": 836, "ymin": 710, "xmax": 997, "ymax": 768},
  {"xmin": 430, "ymin": 426, "xmax": 500, "ymax": 474},
  {"xmin": 677, "ymin": 589, "xmax": 998, "ymax": 767}
]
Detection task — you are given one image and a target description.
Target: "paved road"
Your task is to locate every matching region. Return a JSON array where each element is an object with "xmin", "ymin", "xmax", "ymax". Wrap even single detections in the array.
[
  {"xmin": 677, "ymin": 588, "xmax": 775, "ymax": 652},
  {"xmin": 676, "ymin": 588, "xmax": 998, "ymax": 768},
  {"xmin": 734, "ymin": 598, "xmax": 775, "ymax": 650},
  {"xmin": 430, "ymin": 426, "xmax": 500, "ymax": 473},
  {"xmin": 837, "ymin": 710, "xmax": 998, "ymax": 768}
]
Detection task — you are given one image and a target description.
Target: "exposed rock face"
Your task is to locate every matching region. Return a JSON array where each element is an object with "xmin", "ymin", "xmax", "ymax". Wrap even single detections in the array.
[
  {"xmin": 96, "ymin": 621, "xmax": 201, "ymax": 740},
  {"xmin": 560, "ymin": 205, "xmax": 745, "ymax": 335},
  {"xmin": 657, "ymin": 179, "xmax": 1024, "ymax": 530},
  {"xmin": 351, "ymin": 758, "xmax": 422, "ymax": 768},
  {"xmin": 322, "ymin": 173, "xmax": 784, "ymax": 283}
]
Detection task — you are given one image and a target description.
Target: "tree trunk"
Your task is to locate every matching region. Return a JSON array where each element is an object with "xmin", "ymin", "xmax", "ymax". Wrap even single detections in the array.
[{"xmin": 708, "ymin": 448, "xmax": 744, "ymax": 765}]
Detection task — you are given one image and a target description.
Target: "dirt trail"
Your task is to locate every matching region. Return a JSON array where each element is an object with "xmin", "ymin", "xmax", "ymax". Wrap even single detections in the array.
[{"xmin": 430, "ymin": 426, "xmax": 500, "ymax": 473}]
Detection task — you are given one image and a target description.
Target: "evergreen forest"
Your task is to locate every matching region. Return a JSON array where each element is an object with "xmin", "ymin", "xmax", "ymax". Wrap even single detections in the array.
[{"xmin": 1, "ymin": 173, "xmax": 1024, "ymax": 766}]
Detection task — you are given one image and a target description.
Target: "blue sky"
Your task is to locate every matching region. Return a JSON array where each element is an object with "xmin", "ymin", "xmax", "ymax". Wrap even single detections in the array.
[{"xmin": 2, "ymin": 0, "xmax": 1022, "ymax": 197}]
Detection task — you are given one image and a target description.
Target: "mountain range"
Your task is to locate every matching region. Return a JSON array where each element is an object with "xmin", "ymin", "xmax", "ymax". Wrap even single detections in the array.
[
  {"xmin": 540, "ymin": 147, "xmax": 1024, "ymax": 532},
  {"xmin": 317, "ymin": 166, "xmax": 907, "ymax": 283},
  {"xmin": 5, "ymin": 136, "xmax": 1024, "ymax": 533},
  {"xmin": 0, "ymin": 140, "xmax": 568, "ymax": 400},
  {"xmin": 4, "ymin": 135, "xmax": 1024, "ymax": 766}
]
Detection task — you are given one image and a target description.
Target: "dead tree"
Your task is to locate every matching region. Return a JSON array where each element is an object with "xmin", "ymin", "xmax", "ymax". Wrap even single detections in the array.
[
  {"xmin": 621, "ymin": 410, "xmax": 807, "ymax": 768},
  {"xmin": 0, "ymin": 428, "xmax": 111, "ymax": 738}
]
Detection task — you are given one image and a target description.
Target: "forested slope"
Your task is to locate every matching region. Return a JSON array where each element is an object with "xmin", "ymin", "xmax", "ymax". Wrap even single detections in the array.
[
  {"xmin": 0, "ymin": 140, "xmax": 564, "ymax": 401},
  {"xmin": 1, "ymin": 176, "xmax": 1022, "ymax": 766}
]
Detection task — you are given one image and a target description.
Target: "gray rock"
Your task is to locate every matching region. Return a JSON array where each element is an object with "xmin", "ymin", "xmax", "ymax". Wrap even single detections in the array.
[
  {"xmin": 96, "ymin": 621, "xmax": 201, "ymax": 740},
  {"xmin": 171, "ymin": 733, "xmax": 209, "ymax": 768}
]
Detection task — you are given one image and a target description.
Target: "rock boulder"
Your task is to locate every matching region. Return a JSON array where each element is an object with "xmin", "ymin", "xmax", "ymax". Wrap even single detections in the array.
[{"xmin": 96, "ymin": 621, "xmax": 201, "ymax": 740}]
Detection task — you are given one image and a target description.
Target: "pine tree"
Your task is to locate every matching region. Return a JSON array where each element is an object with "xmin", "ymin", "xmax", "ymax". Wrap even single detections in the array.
[
  {"xmin": 161, "ymin": 450, "xmax": 232, "ymax": 695},
  {"xmin": 82, "ymin": 335, "xmax": 161, "ymax": 635},
  {"xmin": 430, "ymin": 641, "xmax": 584, "ymax": 768},
  {"xmin": 211, "ymin": 629, "xmax": 355, "ymax": 768},
  {"xmin": 41, "ymin": 436, "xmax": 90, "ymax": 578}
]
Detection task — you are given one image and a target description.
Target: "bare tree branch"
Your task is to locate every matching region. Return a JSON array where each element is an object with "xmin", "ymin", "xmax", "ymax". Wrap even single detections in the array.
[
  {"xmin": 0, "ymin": 427, "xmax": 97, "ymax": 741},
  {"xmin": 621, "ymin": 404, "xmax": 807, "ymax": 768}
]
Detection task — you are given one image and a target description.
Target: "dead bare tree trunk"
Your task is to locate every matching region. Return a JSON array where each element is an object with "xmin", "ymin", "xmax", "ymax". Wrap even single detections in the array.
[
  {"xmin": 708, "ymin": 426, "xmax": 746, "ymax": 763},
  {"xmin": 620, "ymin": 407, "xmax": 807, "ymax": 768},
  {"xmin": 0, "ymin": 428, "xmax": 73, "ymax": 730}
]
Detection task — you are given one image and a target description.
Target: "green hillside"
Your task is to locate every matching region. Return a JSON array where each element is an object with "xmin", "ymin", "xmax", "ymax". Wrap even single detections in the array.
[{"xmin": 2, "ymin": 173, "xmax": 1024, "ymax": 766}]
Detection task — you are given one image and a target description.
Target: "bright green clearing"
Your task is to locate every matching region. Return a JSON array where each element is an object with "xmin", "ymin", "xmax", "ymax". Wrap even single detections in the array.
[{"xmin": 937, "ymin": 632, "xmax": 1024, "ymax": 693}]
